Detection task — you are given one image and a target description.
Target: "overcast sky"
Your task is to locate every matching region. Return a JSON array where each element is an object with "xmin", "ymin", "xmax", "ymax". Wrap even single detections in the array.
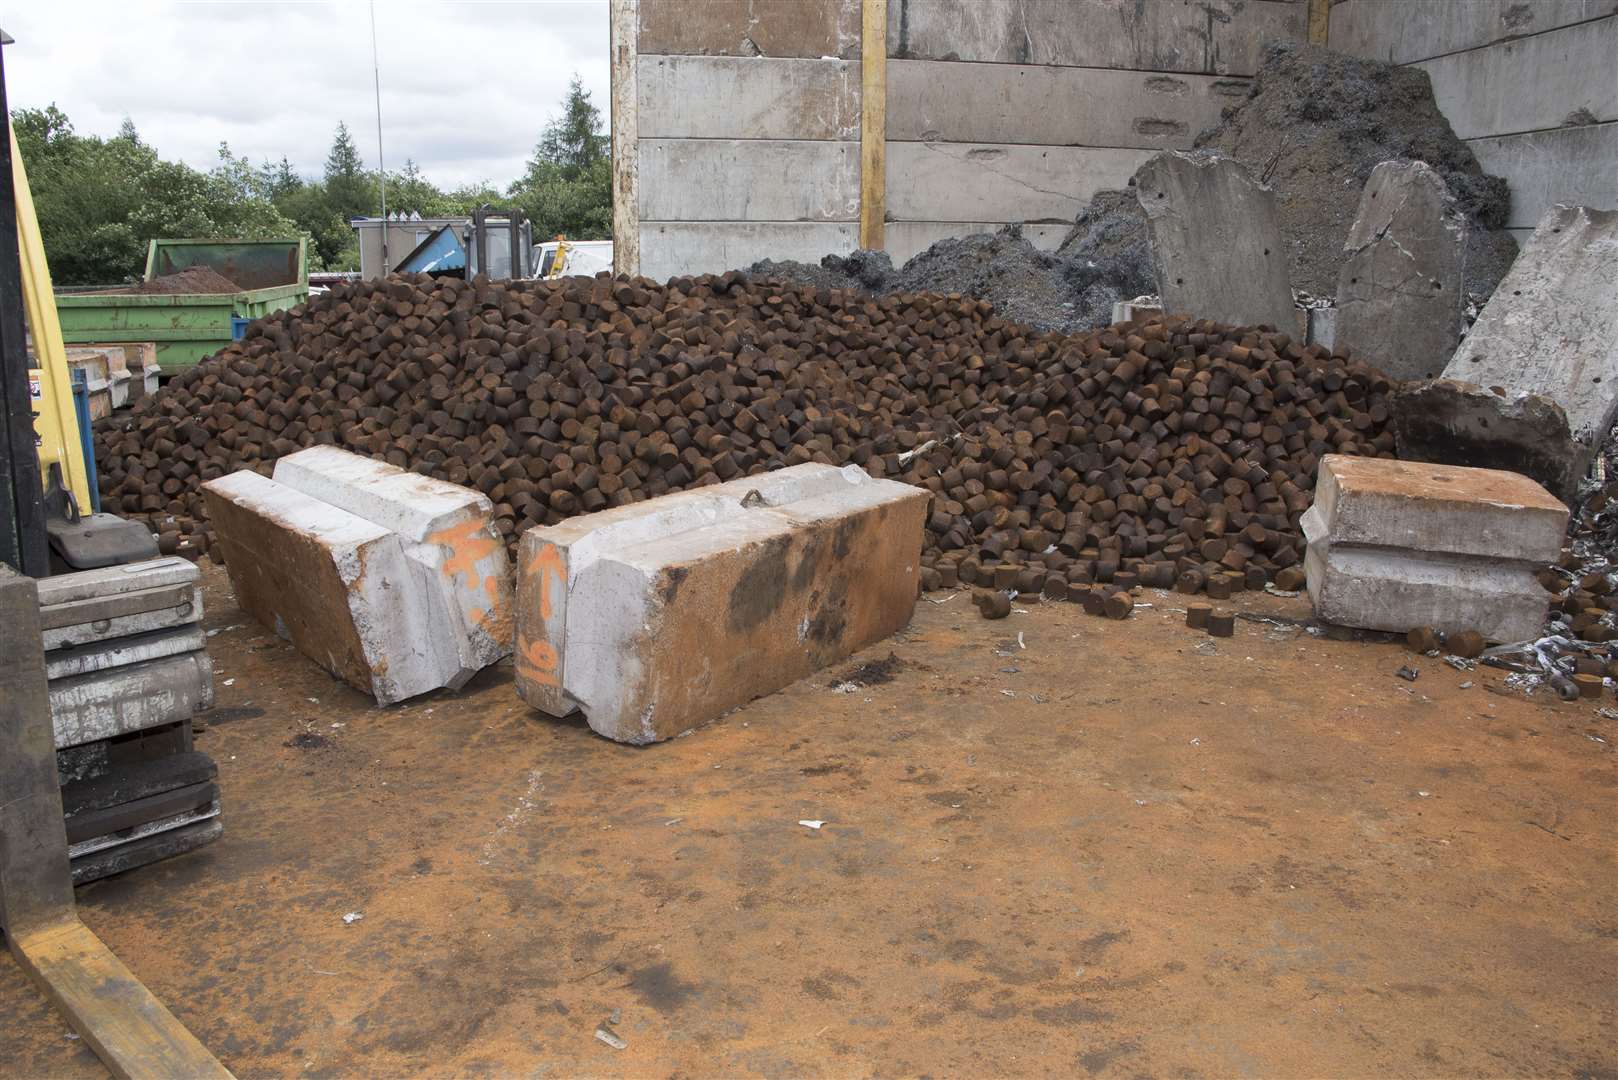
[{"xmin": 2, "ymin": 0, "xmax": 611, "ymax": 190}]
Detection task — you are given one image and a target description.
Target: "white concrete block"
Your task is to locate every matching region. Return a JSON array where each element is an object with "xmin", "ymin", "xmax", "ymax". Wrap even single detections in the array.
[
  {"xmin": 45, "ymin": 626, "xmax": 208, "ymax": 681},
  {"xmin": 1328, "ymin": 0, "xmax": 1612, "ymax": 65},
  {"xmin": 638, "ymin": 139, "xmax": 860, "ymax": 222},
  {"xmin": 640, "ymin": 221, "xmax": 857, "ymax": 281},
  {"xmin": 1302, "ymin": 455, "xmax": 1567, "ymax": 642},
  {"xmin": 516, "ymin": 463, "xmax": 927, "ymax": 744},
  {"xmin": 638, "ymin": 55, "xmax": 860, "ymax": 140},
  {"xmin": 202, "ymin": 469, "xmax": 455, "ymax": 706},
  {"xmin": 886, "ymin": 142, "xmax": 1151, "ymax": 223},
  {"xmin": 37, "ymin": 557, "xmax": 203, "ymax": 651},
  {"xmin": 272, "ymin": 446, "xmax": 513, "ymax": 682}
]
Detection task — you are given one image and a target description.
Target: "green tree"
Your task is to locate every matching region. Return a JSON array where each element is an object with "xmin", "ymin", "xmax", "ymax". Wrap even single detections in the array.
[
  {"xmin": 508, "ymin": 76, "xmax": 612, "ymax": 241},
  {"xmin": 323, "ymin": 121, "xmax": 370, "ymax": 220},
  {"xmin": 14, "ymin": 104, "xmax": 301, "ymax": 285},
  {"xmin": 534, "ymin": 75, "xmax": 605, "ymax": 179}
]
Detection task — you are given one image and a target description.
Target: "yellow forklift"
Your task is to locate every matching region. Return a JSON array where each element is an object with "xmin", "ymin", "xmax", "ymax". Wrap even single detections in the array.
[{"xmin": 0, "ymin": 27, "xmax": 232, "ymax": 1077}]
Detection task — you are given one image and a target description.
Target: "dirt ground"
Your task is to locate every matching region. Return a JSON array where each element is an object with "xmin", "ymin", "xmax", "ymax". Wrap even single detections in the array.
[{"xmin": 3, "ymin": 564, "xmax": 1616, "ymax": 1078}]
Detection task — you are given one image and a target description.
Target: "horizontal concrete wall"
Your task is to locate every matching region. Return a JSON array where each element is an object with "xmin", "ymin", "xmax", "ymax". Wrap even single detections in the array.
[
  {"xmin": 633, "ymin": 0, "xmax": 1308, "ymax": 281},
  {"xmin": 1329, "ymin": 2, "xmax": 1618, "ymax": 241}
]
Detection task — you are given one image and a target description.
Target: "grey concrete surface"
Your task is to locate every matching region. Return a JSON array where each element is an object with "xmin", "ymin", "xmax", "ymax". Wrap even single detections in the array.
[
  {"xmin": 1135, "ymin": 152, "xmax": 1296, "ymax": 330},
  {"xmin": 1335, "ymin": 160, "xmax": 1470, "ymax": 381}
]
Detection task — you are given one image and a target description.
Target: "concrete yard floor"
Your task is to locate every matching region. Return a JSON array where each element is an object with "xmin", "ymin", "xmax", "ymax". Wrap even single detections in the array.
[{"xmin": 3, "ymin": 565, "xmax": 1616, "ymax": 1078}]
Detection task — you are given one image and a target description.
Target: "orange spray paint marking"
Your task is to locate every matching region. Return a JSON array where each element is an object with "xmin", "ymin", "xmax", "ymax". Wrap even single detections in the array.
[
  {"xmin": 428, "ymin": 518, "xmax": 501, "ymax": 588},
  {"xmin": 528, "ymin": 542, "xmax": 567, "ymax": 620},
  {"xmin": 517, "ymin": 636, "xmax": 560, "ymax": 688}
]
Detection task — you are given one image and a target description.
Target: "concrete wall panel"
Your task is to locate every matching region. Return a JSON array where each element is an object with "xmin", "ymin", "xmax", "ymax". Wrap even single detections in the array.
[
  {"xmin": 888, "ymin": 60, "xmax": 1246, "ymax": 149},
  {"xmin": 886, "ymin": 142, "xmax": 1152, "ymax": 222},
  {"xmin": 641, "ymin": 221, "xmax": 857, "ymax": 280},
  {"xmin": 888, "ymin": 0, "xmax": 1306, "ymax": 75},
  {"xmin": 638, "ymin": 56, "xmax": 861, "ymax": 140},
  {"xmin": 1415, "ymin": 17, "xmax": 1618, "ymax": 139},
  {"xmin": 639, "ymin": 0, "xmax": 861, "ymax": 59},
  {"xmin": 1469, "ymin": 122, "xmax": 1618, "ymax": 228},
  {"xmin": 885, "ymin": 221, "xmax": 1068, "ymax": 264},
  {"xmin": 1328, "ymin": 0, "xmax": 1616, "ymax": 64},
  {"xmin": 639, "ymin": 140, "xmax": 861, "ymax": 222}
]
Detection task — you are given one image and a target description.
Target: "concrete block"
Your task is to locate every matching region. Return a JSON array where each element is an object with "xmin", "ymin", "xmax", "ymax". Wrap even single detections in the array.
[
  {"xmin": 640, "ymin": 221, "xmax": 857, "ymax": 282},
  {"xmin": 638, "ymin": 0, "xmax": 861, "ymax": 59},
  {"xmin": 1334, "ymin": 161, "xmax": 1470, "ymax": 381},
  {"xmin": 1425, "ymin": 205, "xmax": 1618, "ymax": 489},
  {"xmin": 50, "ymin": 651, "xmax": 215, "ymax": 749},
  {"xmin": 271, "ymin": 445, "xmax": 513, "ymax": 681},
  {"xmin": 1301, "ymin": 455, "xmax": 1567, "ymax": 642},
  {"xmin": 1469, "ymin": 122, "xmax": 1618, "ymax": 229},
  {"xmin": 639, "ymin": 139, "xmax": 859, "ymax": 222},
  {"xmin": 1111, "ymin": 300, "xmax": 1164, "ymax": 325},
  {"xmin": 639, "ymin": 56, "xmax": 860, "ymax": 141},
  {"xmin": 516, "ymin": 463, "xmax": 927, "ymax": 744},
  {"xmin": 1328, "ymin": 0, "xmax": 1613, "ymax": 65},
  {"xmin": 1391, "ymin": 379, "xmax": 1587, "ymax": 502},
  {"xmin": 890, "ymin": 0, "xmax": 1306, "ymax": 75},
  {"xmin": 1414, "ymin": 17, "xmax": 1618, "ymax": 140},
  {"xmin": 202, "ymin": 470, "xmax": 449, "ymax": 705},
  {"xmin": 889, "ymin": 61, "xmax": 1245, "ymax": 149},
  {"xmin": 1135, "ymin": 152, "xmax": 1296, "ymax": 330},
  {"xmin": 1307, "ymin": 307, "xmax": 1338, "ymax": 352},
  {"xmin": 885, "ymin": 221, "xmax": 1067, "ymax": 265},
  {"xmin": 887, "ymin": 142, "xmax": 1150, "ymax": 223}
]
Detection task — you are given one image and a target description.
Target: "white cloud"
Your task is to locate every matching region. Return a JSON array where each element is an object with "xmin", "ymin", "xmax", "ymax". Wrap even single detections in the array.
[{"xmin": 1, "ymin": 0, "xmax": 610, "ymax": 190}]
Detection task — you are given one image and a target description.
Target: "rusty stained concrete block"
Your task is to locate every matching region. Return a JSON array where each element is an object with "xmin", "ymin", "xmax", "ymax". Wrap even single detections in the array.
[
  {"xmin": 516, "ymin": 464, "xmax": 927, "ymax": 744},
  {"xmin": 271, "ymin": 446, "xmax": 513, "ymax": 682},
  {"xmin": 1301, "ymin": 455, "xmax": 1567, "ymax": 643},
  {"xmin": 203, "ymin": 471, "xmax": 448, "ymax": 706}
]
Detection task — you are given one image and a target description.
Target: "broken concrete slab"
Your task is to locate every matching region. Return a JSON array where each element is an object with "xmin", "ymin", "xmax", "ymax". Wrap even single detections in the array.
[
  {"xmin": 516, "ymin": 463, "xmax": 927, "ymax": 744},
  {"xmin": 205, "ymin": 449, "xmax": 513, "ymax": 705},
  {"xmin": 203, "ymin": 470, "xmax": 452, "ymax": 705},
  {"xmin": 272, "ymin": 446, "xmax": 513, "ymax": 678},
  {"xmin": 1301, "ymin": 454, "xmax": 1567, "ymax": 643},
  {"xmin": 1334, "ymin": 160, "xmax": 1470, "ymax": 381},
  {"xmin": 1391, "ymin": 379, "xmax": 1587, "ymax": 502},
  {"xmin": 1399, "ymin": 205, "xmax": 1618, "ymax": 497},
  {"xmin": 1134, "ymin": 151, "xmax": 1296, "ymax": 330}
]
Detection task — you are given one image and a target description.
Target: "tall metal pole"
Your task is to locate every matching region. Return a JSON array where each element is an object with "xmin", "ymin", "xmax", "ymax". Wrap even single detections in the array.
[{"xmin": 370, "ymin": 1, "xmax": 388, "ymax": 273}]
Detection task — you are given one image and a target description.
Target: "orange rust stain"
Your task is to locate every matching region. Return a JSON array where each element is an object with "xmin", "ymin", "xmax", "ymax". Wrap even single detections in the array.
[
  {"xmin": 516, "ymin": 635, "xmax": 560, "ymax": 688},
  {"xmin": 527, "ymin": 542, "xmax": 566, "ymax": 620}
]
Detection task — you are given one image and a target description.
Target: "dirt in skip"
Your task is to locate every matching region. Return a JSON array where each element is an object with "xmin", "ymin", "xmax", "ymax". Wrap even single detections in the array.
[
  {"xmin": 3, "ymin": 562, "xmax": 1614, "ymax": 1078},
  {"xmin": 110, "ymin": 266, "xmax": 243, "ymax": 295}
]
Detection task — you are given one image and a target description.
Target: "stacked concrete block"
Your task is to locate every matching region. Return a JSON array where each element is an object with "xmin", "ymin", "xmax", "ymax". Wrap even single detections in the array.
[
  {"xmin": 203, "ymin": 447, "xmax": 512, "ymax": 705},
  {"xmin": 1395, "ymin": 205, "xmax": 1618, "ymax": 499},
  {"xmin": 35, "ymin": 557, "xmax": 221, "ymax": 883},
  {"xmin": 516, "ymin": 463, "xmax": 927, "ymax": 744},
  {"xmin": 1301, "ymin": 455, "xmax": 1567, "ymax": 643},
  {"xmin": 1134, "ymin": 151, "xmax": 1297, "ymax": 331},
  {"xmin": 1334, "ymin": 160, "xmax": 1470, "ymax": 382}
]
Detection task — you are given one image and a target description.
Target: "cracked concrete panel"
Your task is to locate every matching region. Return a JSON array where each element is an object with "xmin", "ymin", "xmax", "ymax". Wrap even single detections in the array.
[
  {"xmin": 639, "ymin": 0, "xmax": 861, "ymax": 59},
  {"xmin": 888, "ymin": 60, "xmax": 1244, "ymax": 150},
  {"xmin": 887, "ymin": 142, "xmax": 1151, "ymax": 223},
  {"xmin": 1328, "ymin": 0, "xmax": 1616, "ymax": 65},
  {"xmin": 1414, "ymin": 17, "xmax": 1618, "ymax": 140},
  {"xmin": 888, "ymin": 0, "xmax": 1306, "ymax": 75},
  {"xmin": 638, "ymin": 140, "xmax": 860, "ymax": 223},
  {"xmin": 1440, "ymin": 204, "xmax": 1618, "ymax": 453},
  {"xmin": 1135, "ymin": 152, "xmax": 1297, "ymax": 331},
  {"xmin": 1335, "ymin": 160, "xmax": 1470, "ymax": 381},
  {"xmin": 639, "ymin": 56, "xmax": 860, "ymax": 141}
]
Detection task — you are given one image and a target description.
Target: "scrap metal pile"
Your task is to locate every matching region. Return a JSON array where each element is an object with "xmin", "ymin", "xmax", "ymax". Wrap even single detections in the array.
[{"xmin": 92, "ymin": 272, "xmax": 1400, "ymax": 598}]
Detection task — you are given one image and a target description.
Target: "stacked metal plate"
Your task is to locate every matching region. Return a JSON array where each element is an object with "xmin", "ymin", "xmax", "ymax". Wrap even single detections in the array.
[{"xmin": 38, "ymin": 557, "xmax": 222, "ymax": 883}]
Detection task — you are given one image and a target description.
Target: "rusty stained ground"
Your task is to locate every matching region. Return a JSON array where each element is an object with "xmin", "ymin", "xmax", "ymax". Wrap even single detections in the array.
[{"xmin": 2, "ymin": 564, "xmax": 1616, "ymax": 1079}]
